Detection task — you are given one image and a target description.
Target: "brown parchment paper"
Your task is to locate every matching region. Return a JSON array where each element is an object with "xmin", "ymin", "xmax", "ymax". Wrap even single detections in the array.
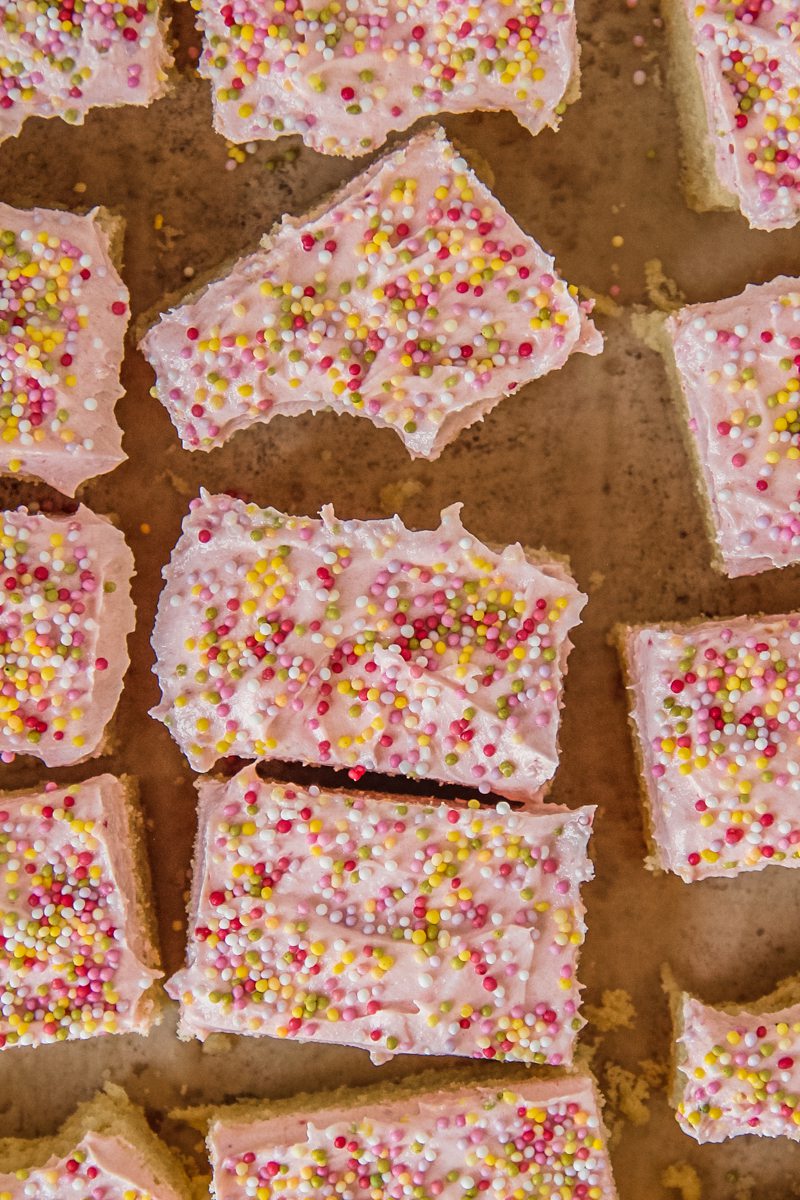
[{"xmin": 1, "ymin": 2, "xmax": 800, "ymax": 1196}]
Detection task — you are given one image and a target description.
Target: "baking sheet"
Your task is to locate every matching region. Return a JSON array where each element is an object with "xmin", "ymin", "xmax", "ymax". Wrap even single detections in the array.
[{"xmin": 2, "ymin": 1, "xmax": 800, "ymax": 1196}]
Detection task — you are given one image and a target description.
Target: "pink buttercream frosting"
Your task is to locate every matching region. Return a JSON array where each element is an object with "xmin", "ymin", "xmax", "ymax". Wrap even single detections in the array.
[
  {"xmin": 167, "ymin": 765, "xmax": 594, "ymax": 1064},
  {"xmin": 0, "ymin": 0, "xmax": 173, "ymax": 141},
  {"xmin": 624, "ymin": 613, "xmax": 800, "ymax": 881},
  {"xmin": 0, "ymin": 1130, "xmax": 186, "ymax": 1199},
  {"xmin": 0, "ymin": 504, "xmax": 136, "ymax": 767},
  {"xmin": 0, "ymin": 204, "xmax": 129, "ymax": 496},
  {"xmin": 683, "ymin": 0, "xmax": 800, "ymax": 230},
  {"xmin": 668, "ymin": 275, "xmax": 800, "ymax": 576},
  {"xmin": 193, "ymin": 1, "xmax": 580, "ymax": 156},
  {"xmin": 141, "ymin": 129, "xmax": 601, "ymax": 461},
  {"xmin": 209, "ymin": 1075, "xmax": 619, "ymax": 1200},
  {"xmin": 0, "ymin": 774, "xmax": 161, "ymax": 1050},
  {"xmin": 151, "ymin": 493, "xmax": 586, "ymax": 802},
  {"xmin": 675, "ymin": 990, "xmax": 800, "ymax": 1142}
]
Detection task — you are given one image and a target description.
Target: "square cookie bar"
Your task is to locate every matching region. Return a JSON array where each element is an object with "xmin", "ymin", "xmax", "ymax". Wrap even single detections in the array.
[
  {"xmin": 0, "ymin": 0, "xmax": 172, "ymax": 142},
  {"xmin": 663, "ymin": 0, "xmax": 800, "ymax": 230},
  {"xmin": 167, "ymin": 766, "xmax": 594, "ymax": 1064},
  {"xmin": 0, "ymin": 204, "xmax": 129, "ymax": 495},
  {"xmin": 141, "ymin": 128, "xmax": 601, "ymax": 461},
  {"xmin": 151, "ymin": 494, "xmax": 586, "ymax": 802},
  {"xmin": 618, "ymin": 612, "xmax": 800, "ymax": 880},
  {"xmin": 192, "ymin": 0, "xmax": 581, "ymax": 156},
  {"xmin": 0, "ymin": 505, "xmax": 135, "ymax": 766},
  {"xmin": 670, "ymin": 975, "xmax": 800, "ymax": 1143},
  {"xmin": 207, "ymin": 1072, "xmax": 619, "ymax": 1200},
  {"xmin": 656, "ymin": 278, "xmax": 800, "ymax": 576},
  {"xmin": 0, "ymin": 1085, "xmax": 192, "ymax": 1199},
  {"xmin": 0, "ymin": 774, "xmax": 161, "ymax": 1051}
]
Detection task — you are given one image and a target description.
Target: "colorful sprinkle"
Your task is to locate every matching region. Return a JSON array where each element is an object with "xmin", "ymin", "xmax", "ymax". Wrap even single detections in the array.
[
  {"xmin": 0, "ymin": 505, "xmax": 135, "ymax": 767},
  {"xmin": 0, "ymin": 775, "xmax": 160, "ymax": 1051},
  {"xmin": 168, "ymin": 766, "xmax": 594, "ymax": 1063},
  {"xmin": 193, "ymin": 1, "xmax": 581, "ymax": 156},
  {"xmin": 0, "ymin": 204, "xmax": 129, "ymax": 496},
  {"xmin": 209, "ymin": 1076, "xmax": 619, "ymax": 1200},
  {"xmin": 623, "ymin": 614, "xmax": 800, "ymax": 880},
  {"xmin": 152, "ymin": 494, "xmax": 586, "ymax": 802},
  {"xmin": 141, "ymin": 130, "xmax": 601, "ymax": 461},
  {"xmin": 676, "ymin": 987, "xmax": 800, "ymax": 1142}
]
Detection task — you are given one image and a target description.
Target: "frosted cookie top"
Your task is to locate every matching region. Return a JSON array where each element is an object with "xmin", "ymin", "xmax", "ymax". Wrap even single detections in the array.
[
  {"xmin": 622, "ymin": 613, "xmax": 800, "ymax": 881},
  {"xmin": 193, "ymin": 1, "xmax": 581, "ymax": 156},
  {"xmin": 0, "ymin": 1130, "xmax": 186, "ymax": 1199},
  {"xmin": 151, "ymin": 493, "xmax": 586, "ymax": 802},
  {"xmin": 0, "ymin": 505, "xmax": 135, "ymax": 767},
  {"xmin": 141, "ymin": 129, "xmax": 601, "ymax": 461},
  {"xmin": 674, "ymin": 988, "xmax": 800, "ymax": 1142},
  {"xmin": 209, "ymin": 1075, "xmax": 619, "ymax": 1200},
  {"xmin": 0, "ymin": 0, "xmax": 173, "ymax": 141},
  {"xmin": 682, "ymin": 0, "xmax": 800, "ymax": 230},
  {"xmin": 668, "ymin": 276, "xmax": 800, "ymax": 576},
  {"xmin": 0, "ymin": 774, "xmax": 161, "ymax": 1051},
  {"xmin": 168, "ymin": 766, "xmax": 594, "ymax": 1064},
  {"xmin": 0, "ymin": 205, "xmax": 129, "ymax": 496}
]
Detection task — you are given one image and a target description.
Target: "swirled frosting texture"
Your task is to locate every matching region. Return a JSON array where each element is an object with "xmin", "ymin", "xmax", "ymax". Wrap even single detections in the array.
[
  {"xmin": 623, "ymin": 613, "xmax": 800, "ymax": 880},
  {"xmin": 192, "ymin": 1, "xmax": 580, "ymax": 155},
  {"xmin": 167, "ymin": 766, "xmax": 594, "ymax": 1064},
  {"xmin": 141, "ymin": 129, "xmax": 601, "ymax": 461},
  {"xmin": 151, "ymin": 493, "xmax": 586, "ymax": 801},
  {"xmin": 668, "ymin": 276, "xmax": 800, "ymax": 576}
]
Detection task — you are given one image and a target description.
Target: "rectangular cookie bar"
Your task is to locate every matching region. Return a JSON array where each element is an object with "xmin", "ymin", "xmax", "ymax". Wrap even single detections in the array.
[
  {"xmin": 151, "ymin": 493, "xmax": 586, "ymax": 802},
  {"xmin": 617, "ymin": 613, "xmax": 800, "ymax": 880},
  {"xmin": 0, "ymin": 774, "xmax": 161, "ymax": 1051},
  {"xmin": 167, "ymin": 765, "xmax": 594, "ymax": 1064}
]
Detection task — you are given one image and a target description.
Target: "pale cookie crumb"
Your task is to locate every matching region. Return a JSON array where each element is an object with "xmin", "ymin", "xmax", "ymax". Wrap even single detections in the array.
[{"xmin": 661, "ymin": 1162, "xmax": 702, "ymax": 1200}]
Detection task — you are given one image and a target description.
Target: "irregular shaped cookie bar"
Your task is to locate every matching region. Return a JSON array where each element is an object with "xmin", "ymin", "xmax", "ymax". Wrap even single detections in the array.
[
  {"xmin": 0, "ymin": 505, "xmax": 135, "ymax": 767},
  {"xmin": 617, "ymin": 612, "xmax": 800, "ymax": 881},
  {"xmin": 192, "ymin": 0, "xmax": 582, "ymax": 156},
  {"xmin": 650, "ymin": 278, "xmax": 800, "ymax": 576},
  {"xmin": 168, "ymin": 765, "xmax": 594, "ymax": 1064},
  {"xmin": 664, "ymin": 0, "xmax": 800, "ymax": 230},
  {"xmin": 141, "ymin": 129, "xmax": 602, "ymax": 461},
  {"xmin": 0, "ymin": 0, "xmax": 173, "ymax": 142},
  {"xmin": 0, "ymin": 774, "xmax": 161, "ymax": 1051},
  {"xmin": 670, "ymin": 975, "xmax": 800, "ymax": 1142},
  {"xmin": 0, "ymin": 204, "xmax": 129, "ymax": 496},
  {"xmin": 0, "ymin": 1085, "xmax": 193, "ymax": 1199},
  {"xmin": 151, "ymin": 494, "xmax": 586, "ymax": 802},
  {"xmin": 208, "ymin": 1072, "xmax": 619, "ymax": 1200}
]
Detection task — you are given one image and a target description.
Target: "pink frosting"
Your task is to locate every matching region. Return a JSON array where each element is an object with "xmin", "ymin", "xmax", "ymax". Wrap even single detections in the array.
[
  {"xmin": 683, "ymin": 0, "xmax": 800, "ymax": 230},
  {"xmin": 195, "ymin": 1, "xmax": 580, "ymax": 156},
  {"xmin": 209, "ymin": 1075, "xmax": 619, "ymax": 1200},
  {"xmin": 624, "ymin": 614, "xmax": 800, "ymax": 881},
  {"xmin": 668, "ymin": 276, "xmax": 800, "ymax": 576},
  {"xmin": 0, "ymin": 774, "xmax": 161, "ymax": 1050},
  {"xmin": 0, "ymin": 1130, "xmax": 185, "ymax": 1199},
  {"xmin": 0, "ymin": 504, "xmax": 136, "ymax": 767},
  {"xmin": 167, "ymin": 765, "xmax": 594, "ymax": 1064},
  {"xmin": 0, "ymin": 0, "xmax": 173, "ymax": 141},
  {"xmin": 141, "ymin": 128, "xmax": 601, "ymax": 461},
  {"xmin": 675, "ymin": 990, "xmax": 800, "ymax": 1142},
  {"xmin": 151, "ymin": 493, "xmax": 586, "ymax": 802},
  {"xmin": 0, "ymin": 204, "xmax": 129, "ymax": 496}
]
